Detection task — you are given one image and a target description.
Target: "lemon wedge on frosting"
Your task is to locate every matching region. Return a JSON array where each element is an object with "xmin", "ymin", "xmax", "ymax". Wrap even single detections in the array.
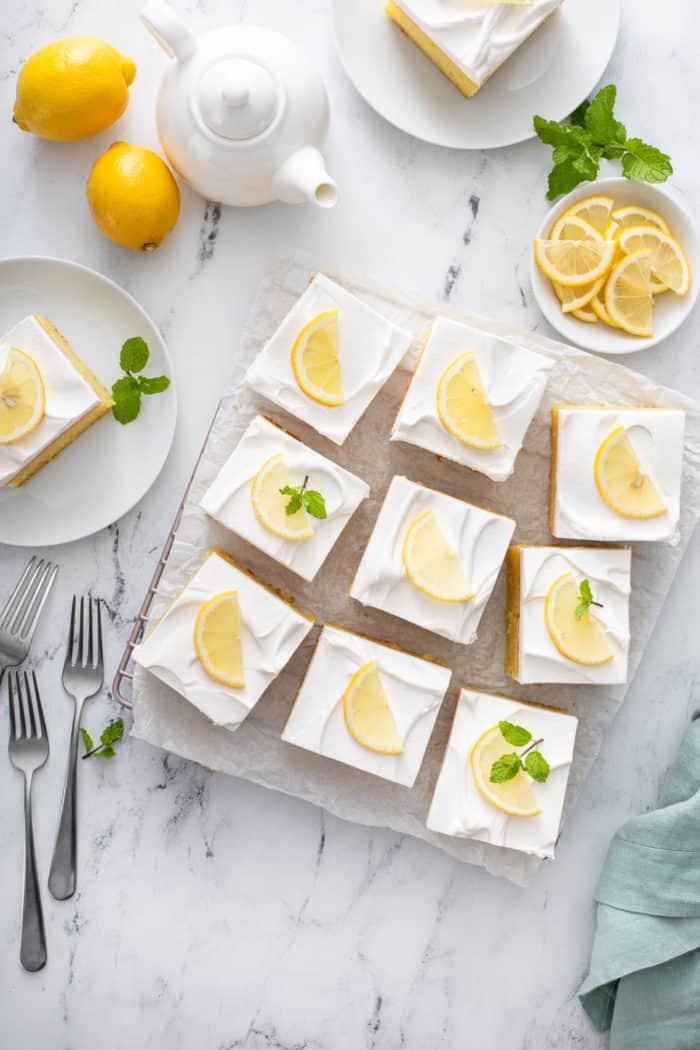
[
  {"xmin": 193, "ymin": 590, "xmax": 244, "ymax": 688},
  {"xmin": 402, "ymin": 508, "xmax": 474, "ymax": 603},
  {"xmin": 250, "ymin": 453, "xmax": 314, "ymax": 541},
  {"xmin": 436, "ymin": 352, "xmax": 501, "ymax": 449},
  {"xmin": 594, "ymin": 426, "xmax": 667, "ymax": 519},
  {"xmin": 0, "ymin": 347, "xmax": 46, "ymax": 444},
  {"xmin": 544, "ymin": 572, "xmax": 614, "ymax": 666},
  {"xmin": 470, "ymin": 725, "xmax": 541, "ymax": 818},
  {"xmin": 342, "ymin": 661, "xmax": 403, "ymax": 755},
  {"xmin": 290, "ymin": 309, "xmax": 343, "ymax": 406}
]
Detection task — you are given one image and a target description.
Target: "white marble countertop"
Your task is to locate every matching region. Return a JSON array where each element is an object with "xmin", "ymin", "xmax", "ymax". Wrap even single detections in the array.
[{"xmin": 1, "ymin": 1, "xmax": 699, "ymax": 1047}]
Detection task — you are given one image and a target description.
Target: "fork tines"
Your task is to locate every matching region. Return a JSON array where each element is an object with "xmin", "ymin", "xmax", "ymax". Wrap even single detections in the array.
[
  {"xmin": 66, "ymin": 595, "xmax": 104, "ymax": 670},
  {"xmin": 8, "ymin": 670, "xmax": 48, "ymax": 741},
  {"xmin": 1, "ymin": 558, "xmax": 59, "ymax": 641}
]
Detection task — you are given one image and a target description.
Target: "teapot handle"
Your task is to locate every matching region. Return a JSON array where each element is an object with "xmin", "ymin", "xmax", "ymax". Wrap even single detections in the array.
[{"xmin": 141, "ymin": 0, "xmax": 198, "ymax": 63}]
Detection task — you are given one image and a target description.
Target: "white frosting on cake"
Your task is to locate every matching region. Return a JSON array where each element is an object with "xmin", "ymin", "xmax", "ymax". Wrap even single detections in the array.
[
  {"xmin": 246, "ymin": 274, "xmax": 413, "ymax": 445},
  {"xmin": 426, "ymin": 688, "xmax": 578, "ymax": 859},
  {"xmin": 391, "ymin": 0, "xmax": 563, "ymax": 87},
  {"xmin": 391, "ymin": 317, "xmax": 552, "ymax": 482},
  {"xmin": 552, "ymin": 407, "xmax": 685, "ymax": 544},
  {"xmin": 0, "ymin": 315, "xmax": 103, "ymax": 487},
  {"xmin": 132, "ymin": 551, "xmax": 313, "ymax": 733},
  {"xmin": 515, "ymin": 546, "xmax": 631, "ymax": 685},
  {"xmin": 282, "ymin": 625, "xmax": 451, "ymax": 786},
  {"xmin": 199, "ymin": 415, "xmax": 370, "ymax": 581},
  {"xmin": 350, "ymin": 475, "xmax": 515, "ymax": 644}
]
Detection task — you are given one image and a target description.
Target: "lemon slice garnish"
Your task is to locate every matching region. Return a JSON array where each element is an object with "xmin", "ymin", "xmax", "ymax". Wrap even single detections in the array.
[
  {"xmin": 193, "ymin": 590, "xmax": 244, "ymax": 688},
  {"xmin": 593, "ymin": 426, "xmax": 667, "ymax": 519},
  {"xmin": 534, "ymin": 238, "xmax": 616, "ymax": 287},
  {"xmin": 604, "ymin": 249, "xmax": 654, "ymax": 337},
  {"xmin": 342, "ymin": 661, "xmax": 403, "ymax": 755},
  {"xmin": 557, "ymin": 196, "xmax": 615, "ymax": 234},
  {"xmin": 250, "ymin": 453, "xmax": 314, "ymax": 541},
  {"xmin": 402, "ymin": 508, "xmax": 474, "ymax": 603},
  {"xmin": 436, "ymin": 351, "xmax": 501, "ymax": 449},
  {"xmin": 611, "ymin": 205, "xmax": 670, "ymax": 235},
  {"xmin": 617, "ymin": 225, "xmax": 691, "ymax": 296},
  {"xmin": 0, "ymin": 347, "xmax": 46, "ymax": 445},
  {"xmin": 544, "ymin": 572, "xmax": 614, "ymax": 666},
  {"xmin": 470, "ymin": 725, "xmax": 541, "ymax": 818},
  {"xmin": 290, "ymin": 309, "xmax": 343, "ymax": 406}
]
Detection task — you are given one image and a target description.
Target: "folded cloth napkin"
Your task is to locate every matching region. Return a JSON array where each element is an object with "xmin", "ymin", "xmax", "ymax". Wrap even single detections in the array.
[{"xmin": 579, "ymin": 710, "xmax": 700, "ymax": 1050}]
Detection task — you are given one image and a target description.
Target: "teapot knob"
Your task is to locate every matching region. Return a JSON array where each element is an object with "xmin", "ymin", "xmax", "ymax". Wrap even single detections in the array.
[
  {"xmin": 222, "ymin": 84, "xmax": 249, "ymax": 108},
  {"xmin": 197, "ymin": 58, "xmax": 280, "ymax": 141}
]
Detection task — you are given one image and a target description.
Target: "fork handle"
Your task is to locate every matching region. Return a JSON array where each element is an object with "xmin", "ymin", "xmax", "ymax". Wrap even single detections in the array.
[
  {"xmin": 21, "ymin": 774, "xmax": 47, "ymax": 971},
  {"xmin": 48, "ymin": 706, "xmax": 81, "ymax": 900}
]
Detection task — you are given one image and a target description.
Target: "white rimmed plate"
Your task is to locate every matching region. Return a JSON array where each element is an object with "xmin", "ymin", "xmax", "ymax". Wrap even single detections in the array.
[
  {"xmin": 0, "ymin": 257, "xmax": 177, "ymax": 547},
  {"xmin": 331, "ymin": 0, "xmax": 620, "ymax": 150},
  {"xmin": 530, "ymin": 178, "xmax": 700, "ymax": 354}
]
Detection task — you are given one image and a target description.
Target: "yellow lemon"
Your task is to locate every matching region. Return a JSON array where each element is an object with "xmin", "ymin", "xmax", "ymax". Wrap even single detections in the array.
[
  {"xmin": 13, "ymin": 37, "xmax": 135, "ymax": 141},
  {"xmin": 402, "ymin": 508, "xmax": 474, "ymax": 603},
  {"xmin": 290, "ymin": 310, "xmax": 343, "ymax": 406},
  {"xmin": 544, "ymin": 572, "xmax": 614, "ymax": 666},
  {"xmin": 604, "ymin": 250, "xmax": 654, "ymax": 337},
  {"xmin": 0, "ymin": 348, "xmax": 45, "ymax": 444},
  {"xmin": 250, "ymin": 453, "xmax": 314, "ymax": 541},
  {"xmin": 193, "ymin": 591, "xmax": 244, "ymax": 688},
  {"xmin": 470, "ymin": 725, "xmax": 541, "ymax": 818},
  {"xmin": 594, "ymin": 426, "xmax": 667, "ymax": 519},
  {"xmin": 86, "ymin": 143, "xmax": 180, "ymax": 252},
  {"xmin": 436, "ymin": 352, "xmax": 501, "ymax": 449},
  {"xmin": 342, "ymin": 661, "xmax": 403, "ymax": 755}
]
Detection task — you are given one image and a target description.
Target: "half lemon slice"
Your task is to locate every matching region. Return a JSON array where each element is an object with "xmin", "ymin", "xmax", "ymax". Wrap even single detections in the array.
[
  {"xmin": 616, "ymin": 225, "xmax": 691, "ymax": 296},
  {"xmin": 534, "ymin": 237, "xmax": 616, "ymax": 287},
  {"xmin": 0, "ymin": 347, "xmax": 46, "ymax": 444},
  {"xmin": 290, "ymin": 309, "xmax": 343, "ymax": 406},
  {"xmin": 611, "ymin": 205, "xmax": 670, "ymax": 235},
  {"xmin": 594, "ymin": 426, "xmax": 667, "ymax": 519},
  {"xmin": 342, "ymin": 661, "xmax": 403, "ymax": 755},
  {"xmin": 250, "ymin": 453, "xmax": 314, "ymax": 541},
  {"xmin": 544, "ymin": 572, "xmax": 614, "ymax": 666},
  {"xmin": 604, "ymin": 250, "xmax": 654, "ymax": 337},
  {"xmin": 436, "ymin": 351, "xmax": 501, "ymax": 449},
  {"xmin": 558, "ymin": 195, "xmax": 614, "ymax": 234},
  {"xmin": 402, "ymin": 508, "xmax": 474, "ymax": 603},
  {"xmin": 470, "ymin": 725, "xmax": 541, "ymax": 818},
  {"xmin": 193, "ymin": 590, "xmax": 244, "ymax": 688}
]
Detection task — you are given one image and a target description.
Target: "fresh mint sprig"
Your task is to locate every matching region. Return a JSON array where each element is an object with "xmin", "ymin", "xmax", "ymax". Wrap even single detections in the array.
[
  {"xmin": 574, "ymin": 578, "xmax": 604, "ymax": 622},
  {"xmin": 80, "ymin": 718, "xmax": 124, "ymax": 760},
  {"xmin": 112, "ymin": 336, "xmax": 170, "ymax": 424},
  {"xmin": 280, "ymin": 475, "xmax": 327, "ymax": 519},
  {"xmin": 534, "ymin": 84, "xmax": 673, "ymax": 200},
  {"xmin": 489, "ymin": 721, "xmax": 550, "ymax": 785}
]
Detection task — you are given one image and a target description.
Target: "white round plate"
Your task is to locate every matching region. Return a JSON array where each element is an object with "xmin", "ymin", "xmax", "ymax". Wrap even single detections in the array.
[
  {"xmin": 332, "ymin": 0, "xmax": 620, "ymax": 150},
  {"xmin": 530, "ymin": 178, "xmax": 700, "ymax": 355},
  {"xmin": 0, "ymin": 257, "xmax": 177, "ymax": 547}
]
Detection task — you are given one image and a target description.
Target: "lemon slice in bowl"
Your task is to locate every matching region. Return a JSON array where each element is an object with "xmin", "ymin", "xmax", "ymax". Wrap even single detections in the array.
[
  {"xmin": 194, "ymin": 590, "xmax": 244, "ymax": 688},
  {"xmin": 572, "ymin": 305, "xmax": 598, "ymax": 323},
  {"xmin": 549, "ymin": 213, "xmax": 602, "ymax": 243},
  {"xmin": 250, "ymin": 453, "xmax": 314, "ymax": 541},
  {"xmin": 342, "ymin": 661, "xmax": 403, "ymax": 755},
  {"xmin": 436, "ymin": 351, "xmax": 501, "ymax": 449},
  {"xmin": 611, "ymin": 205, "xmax": 671, "ymax": 235},
  {"xmin": 402, "ymin": 508, "xmax": 474, "ymax": 603},
  {"xmin": 558, "ymin": 195, "xmax": 615, "ymax": 233},
  {"xmin": 470, "ymin": 726, "xmax": 541, "ymax": 818},
  {"xmin": 594, "ymin": 426, "xmax": 667, "ymax": 519},
  {"xmin": 544, "ymin": 572, "xmax": 614, "ymax": 666},
  {"xmin": 553, "ymin": 275, "xmax": 606, "ymax": 314},
  {"xmin": 290, "ymin": 309, "xmax": 343, "ymax": 406},
  {"xmin": 616, "ymin": 225, "xmax": 691, "ymax": 296},
  {"xmin": 590, "ymin": 290, "xmax": 620, "ymax": 328},
  {"xmin": 534, "ymin": 238, "xmax": 616, "ymax": 287},
  {"xmin": 604, "ymin": 250, "xmax": 654, "ymax": 337},
  {"xmin": 0, "ymin": 347, "xmax": 45, "ymax": 444}
]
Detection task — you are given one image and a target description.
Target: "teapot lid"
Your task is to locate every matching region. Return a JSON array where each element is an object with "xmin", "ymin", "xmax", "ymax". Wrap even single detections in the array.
[{"xmin": 196, "ymin": 58, "xmax": 280, "ymax": 141}]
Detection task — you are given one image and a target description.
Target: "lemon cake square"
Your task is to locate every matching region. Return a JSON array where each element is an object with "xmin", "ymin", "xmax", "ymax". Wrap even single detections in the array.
[
  {"xmin": 385, "ymin": 1, "xmax": 564, "ymax": 99},
  {"xmin": 132, "ymin": 549, "xmax": 314, "ymax": 733},
  {"xmin": 350, "ymin": 475, "xmax": 515, "ymax": 645},
  {"xmin": 282, "ymin": 624, "xmax": 452, "ymax": 786},
  {"xmin": 200, "ymin": 415, "xmax": 370, "ymax": 581},
  {"xmin": 0, "ymin": 315, "xmax": 113, "ymax": 488},
  {"xmin": 550, "ymin": 405, "xmax": 686, "ymax": 544},
  {"xmin": 426, "ymin": 688, "xmax": 578, "ymax": 859},
  {"xmin": 246, "ymin": 274, "xmax": 413, "ymax": 445},
  {"xmin": 505, "ymin": 544, "xmax": 631, "ymax": 685},
  {"xmin": 391, "ymin": 317, "xmax": 552, "ymax": 482}
]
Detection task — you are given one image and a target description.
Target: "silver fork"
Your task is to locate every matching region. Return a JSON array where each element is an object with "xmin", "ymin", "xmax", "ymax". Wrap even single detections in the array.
[
  {"xmin": 0, "ymin": 558, "xmax": 59, "ymax": 686},
  {"xmin": 48, "ymin": 596, "xmax": 104, "ymax": 901},
  {"xmin": 8, "ymin": 670, "xmax": 50, "ymax": 972}
]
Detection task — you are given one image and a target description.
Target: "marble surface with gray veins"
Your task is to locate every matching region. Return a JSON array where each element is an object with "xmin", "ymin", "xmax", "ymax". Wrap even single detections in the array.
[{"xmin": 1, "ymin": 1, "xmax": 699, "ymax": 1048}]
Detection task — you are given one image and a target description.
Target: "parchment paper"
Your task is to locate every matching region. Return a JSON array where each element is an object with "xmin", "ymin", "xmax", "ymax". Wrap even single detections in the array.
[{"xmin": 131, "ymin": 252, "xmax": 700, "ymax": 885}]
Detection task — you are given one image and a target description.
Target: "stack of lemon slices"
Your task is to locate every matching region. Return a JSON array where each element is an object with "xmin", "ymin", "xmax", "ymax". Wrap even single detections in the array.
[{"xmin": 534, "ymin": 196, "xmax": 691, "ymax": 337}]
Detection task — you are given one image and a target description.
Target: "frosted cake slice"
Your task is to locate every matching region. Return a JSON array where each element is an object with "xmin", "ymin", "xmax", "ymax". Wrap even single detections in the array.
[{"xmin": 282, "ymin": 624, "xmax": 452, "ymax": 786}]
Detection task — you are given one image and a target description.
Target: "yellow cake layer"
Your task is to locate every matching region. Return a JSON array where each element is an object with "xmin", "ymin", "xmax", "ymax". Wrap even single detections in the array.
[
  {"xmin": 385, "ymin": 1, "xmax": 480, "ymax": 97},
  {"xmin": 504, "ymin": 544, "xmax": 523, "ymax": 680}
]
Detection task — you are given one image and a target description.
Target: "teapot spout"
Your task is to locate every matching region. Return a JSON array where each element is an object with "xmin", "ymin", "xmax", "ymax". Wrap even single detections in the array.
[
  {"xmin": 141, "ymin": 0, "xmax": 198, "ymax": 62},
  {"xmin": 273, "ymin": 147, "xmax": 337, "ymax": 209}
]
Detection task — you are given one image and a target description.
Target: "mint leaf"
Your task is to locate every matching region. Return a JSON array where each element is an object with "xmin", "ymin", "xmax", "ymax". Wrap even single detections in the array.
[
  {"xmin": 575, "ymin": 602, "xmax": 588, "ymax": 622},
  {"xmin": 580, "ymin": 579, "xmax": 592, "ymax": 602},
  {"xmin": 524, "ymin": 750, "xmax": 550, "ymax": 783},
  {"xmin": 137, "ymin": 375, "xmax": 170, "ymax": 395},
  {"xmin": 547, "ymin": 161, "xmax": 589, "ymax": 200},
  {"xmin": 80, "ymin": 727, "xmax": 94, "ymax": 752},
  {"xmin": 100, "ymin": 719, "xmax": 124, "ymax": 747},
  {"xmin": 283, "ymin": 490, "xmax": 303, "ymax": 516},
  {"xmin": 120, "ymin": 336, "xmax": 149, "ymax": 374},
  {"xmin": 584, "ymin": 84, "xmax": 626, "ymax": 148},
  {"xmin": 533, "ymin": 114, "xmax": 580, "ymax": 148},
  {"xmin": 622, "ymin": 139, "xmax": 673, "ymax": 184},
  {"xmin": 568, "ymin": 99, "xmax": 590, "ymax": 128},
  {"xmin": 303, "ymin": 490, "xmax": 327, "ymax": 520},
  {"xmin": 490, "ymin": 752, "xmax": 523, "ymax": 784},
  {"xmin": 112, "ymin": 376, "xmax": 141, "ymax": 425},
  {"xmin": 94, "ymin": 746, "xmax": 116, "ymax": 759},
  {"xmin": 572, "ymin": 142, "xmax": 603, "ymax": 180},
  {"xmin": 499, "ymin": 721, "xmax": 532, "ymax": 747}
]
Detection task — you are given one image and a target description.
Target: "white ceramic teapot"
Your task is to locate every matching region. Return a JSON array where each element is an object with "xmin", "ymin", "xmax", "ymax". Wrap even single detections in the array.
[{"xmin": 140, "ymin": 0, "xmax": 337, "ymax": 208}]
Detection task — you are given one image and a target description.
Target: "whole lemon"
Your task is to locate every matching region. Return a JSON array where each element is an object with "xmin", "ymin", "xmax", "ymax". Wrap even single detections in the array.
[
  {"xmin": 13, "ymin": 37, "xmax": 136, "ymax": 141},
  {"xmin": 86, "ymin": 143, "xmax": 180, "ymax": 252}
]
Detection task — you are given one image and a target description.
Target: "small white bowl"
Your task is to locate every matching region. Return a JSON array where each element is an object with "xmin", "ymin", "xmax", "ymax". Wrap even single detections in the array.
[{"xmin": 530, "ymin": 177, "xmax": 699, "ymax": 354}]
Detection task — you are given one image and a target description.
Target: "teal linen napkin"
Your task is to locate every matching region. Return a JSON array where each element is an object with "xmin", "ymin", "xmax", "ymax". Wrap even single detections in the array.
[{"xmin": 579, "ymin": 710, "xmax": 700, "ymax": 1049}]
